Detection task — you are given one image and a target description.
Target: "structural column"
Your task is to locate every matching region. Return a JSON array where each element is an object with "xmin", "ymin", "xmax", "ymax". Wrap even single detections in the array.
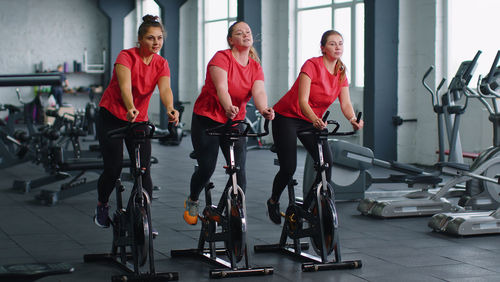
[
  {"xmin": 364, "ymin": 0, "xmax": 399, "ymax": 160},
  {"xmin": 98, "ymin": 0, "xmax": 135, "ymax": 84},
  {"xmin": 156, "ymin": 0, "xmax": 187, "ymax": 128}
]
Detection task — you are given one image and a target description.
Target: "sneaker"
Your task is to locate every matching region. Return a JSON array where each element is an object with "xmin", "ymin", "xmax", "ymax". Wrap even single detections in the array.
[
  {"xmin": 94, "ymin": 204, "xmax": 110, "ymax": 228},
  {"xmin": 267, "ymin": 198, "xmax": 281, "ymax": 225},
  {"xmin": 183, "ymin": 197, "xmax": 199, "ymax": 225}
]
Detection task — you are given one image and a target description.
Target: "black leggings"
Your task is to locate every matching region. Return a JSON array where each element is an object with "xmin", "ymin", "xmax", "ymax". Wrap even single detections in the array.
[
  {"xmin": 96, "ymin": 107, "xmax": 152, "ymax": 204},
  {"xmin": 271, "ymin": 113, "xmax": 333, "ymax": 203},
  {"xmin": 189, "ymin": 113, "xmax": 247, "ymax": 201}
]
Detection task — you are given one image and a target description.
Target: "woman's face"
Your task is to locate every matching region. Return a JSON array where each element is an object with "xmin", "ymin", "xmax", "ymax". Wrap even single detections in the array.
[
  {"xmin": 228, "ymin": 22, "xmax": 253, "ymax": 48},
  {"xmin": 321, "ymin": 34, "xmax": 343, "ymax": 60},
  {"xmin": 139, "ymin": 26, "xmax": 163, "ymax": 54}
]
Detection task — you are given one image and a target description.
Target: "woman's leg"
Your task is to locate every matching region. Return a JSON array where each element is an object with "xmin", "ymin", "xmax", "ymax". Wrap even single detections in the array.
[
  {"xmin": 270, "ymin": 114, "xmax": 304, "ymax": 203},
  {"xmin": 96, "ymin": 108, "xmax": 126, "ymax": 204},
  {"xmin": 94, "ymin": 108, "xmax": 126, "ymax": 228},
  {"xmin": 189, "ymin": 114, "xmax": 221, "ymax": 201}
]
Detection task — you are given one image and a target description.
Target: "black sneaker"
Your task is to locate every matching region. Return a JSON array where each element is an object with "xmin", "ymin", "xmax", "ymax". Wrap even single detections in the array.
[
  {"xmin": 152, "ymin": 227, "xmax": 159, "ymax": 238},
  {"xmin": 94, "ymin": 204, "xmax": 110, "ymax": 228},
  {"xmin": 267, "ymin": 198, "xmax": 281, "ymax": 225}
]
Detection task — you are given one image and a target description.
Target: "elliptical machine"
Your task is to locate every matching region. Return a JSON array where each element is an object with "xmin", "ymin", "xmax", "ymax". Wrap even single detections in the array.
[
  {"xmin": 254, "ymin": 112, "xmax": 362, "ymax": 272},
  {"xmin": 83, "ymin": 121, "xmax": 178, "ymax": 281},
  {"xmin": 429, "ymin": 50, "xmax": 500, "ymax": 236},
  {"xmin": 171, "ymin": 119, "xmax": 274, "ymax": 279},
  {"xmin": 357, "ymin": 51, "xmax": 484, "ymax": 218}
]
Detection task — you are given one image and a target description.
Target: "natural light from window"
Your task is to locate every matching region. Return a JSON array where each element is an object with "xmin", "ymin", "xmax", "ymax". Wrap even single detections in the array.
[
  {"xmin": 448, "ymin": 0, "xmax": 500, "ymax": 86},
  {"xmin": 295, "ymin": 0, "xmax": 364, "ymax": 87},
  {"xmin": 203, "ymin": 0, "xmax": 237, "ymax": 73}
]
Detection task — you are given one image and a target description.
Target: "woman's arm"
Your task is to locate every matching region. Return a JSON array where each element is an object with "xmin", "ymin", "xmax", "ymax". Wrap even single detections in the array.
[
  {"xmin": 251, "ymin": 80, "xmax": 274, "ymax": 120},
  {"xmin": 116, "ymin": 64, "xmax": 138, "ymax": 122},
  {"xmin": 209, "ymin": 65, "xmax": 239, "ymax": 119},
  {"xmin": 338, "ymin": 86, "xmax": 364, "ymax": 130},
  {"xmin": 158, "ymin": 76, "xmax": 179, "ymax": 125},
  {"xmin": 297, "ymin": 73, "xmax": 325, "ymax": 129}
]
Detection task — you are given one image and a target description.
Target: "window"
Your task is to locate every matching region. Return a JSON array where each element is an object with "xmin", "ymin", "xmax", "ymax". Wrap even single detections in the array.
[
  {"xmin": 124, "ymin": 0, "xmax": 161, "ymax": 49},
  {"xmin": 447, "ymin": 0, "xmax": 500, "ymax": 85},
  {"xmin": 202, "ymin": 0, "xmax": 238, "ymax": 78},
  {"xmin": 295, "ymin": 0, "xmax": 364, "ymax": 87}
]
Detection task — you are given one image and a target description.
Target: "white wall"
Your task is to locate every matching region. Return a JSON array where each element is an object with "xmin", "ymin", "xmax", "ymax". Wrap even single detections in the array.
[
  {"xmin": 261, "ymin": 0, "xmax": 291, "ymax": 107},
  {"xmin": 398, "ymin": 0, "xmax": 438, "ymax": 165},
  {"xmin": 0, "ymin": 0, "xmax": 108, "ymax": 109},
  {"xmin": 178, "ymin": 0, "xmax": 201, "ymax": 129},
  {"xmin": 398, "ymin": 0, "xmax": 492, "ymax": 165}
]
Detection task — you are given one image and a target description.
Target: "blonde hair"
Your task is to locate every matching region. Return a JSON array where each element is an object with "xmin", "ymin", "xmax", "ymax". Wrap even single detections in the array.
[
  {"xmin": 321, "ymin": 30, "xmax": 346, "ymax": 83},
  {"xmin": 227, "ymin": 21, "xmax": 261, "ymax": 64}
]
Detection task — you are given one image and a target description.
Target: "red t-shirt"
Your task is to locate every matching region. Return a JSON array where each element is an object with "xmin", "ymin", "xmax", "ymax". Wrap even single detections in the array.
[
  {"xmin": 99, "ymin": 47, "xmax": 170, "ymax": 122},
  {"xmin": 273, "ymin": 56, "xmax": 348, "ymax": 121},
  {"xmin": 193, "ymin": 49, "xmax": 264, "ymax": 123}
]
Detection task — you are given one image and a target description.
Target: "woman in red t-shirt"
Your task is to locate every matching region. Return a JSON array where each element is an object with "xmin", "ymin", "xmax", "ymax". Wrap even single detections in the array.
[
  {"xmin": 183, "ymin": 21, "xmax": 274, "ymax": 225},
  {"xmin": 94, "ymin": 15, "xmax": 179, "ymax": 229},
  {"xmin": 267, "ymin": 30, "xmax": 364, "ymax": 224}
]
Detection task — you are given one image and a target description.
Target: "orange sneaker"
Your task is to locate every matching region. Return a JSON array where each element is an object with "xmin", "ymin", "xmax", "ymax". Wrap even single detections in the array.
[{"xmin": 183, "ymin": 197, "xmax": 199, "ymax": 225}]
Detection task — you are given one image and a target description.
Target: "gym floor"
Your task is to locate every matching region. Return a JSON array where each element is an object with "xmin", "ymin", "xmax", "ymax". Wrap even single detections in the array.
[{"xmin": 1, "ymin": 136, "xmax": 500, "ymax": 282}]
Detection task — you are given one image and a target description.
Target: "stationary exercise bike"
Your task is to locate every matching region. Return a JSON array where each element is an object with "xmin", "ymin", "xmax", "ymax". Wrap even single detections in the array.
[
  {"xmin": 171, "ymin": 119, "xmax": 274, "ymax": 279},
  {"xmin": 254, "ymin": 112, "xmax": 362, "ymax": 272},
  {"xmin": 83, "ymin": 121, "xmax": 178, "ymax": 281}
]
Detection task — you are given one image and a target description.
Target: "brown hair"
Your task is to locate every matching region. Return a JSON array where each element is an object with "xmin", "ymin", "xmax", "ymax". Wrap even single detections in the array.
[
  {"xmin": 138, "ymin": 15, "xmax": 165, "ymax": 40},
  {"xmin": 321, "ymin": 30, "xmax": 346, "ymax": 83},
  {"xmin": 227, "ymin": 21, "xmax": 261, "ymax": 64}
]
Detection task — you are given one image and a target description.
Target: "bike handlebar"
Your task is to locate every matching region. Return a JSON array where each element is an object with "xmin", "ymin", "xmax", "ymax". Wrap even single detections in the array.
[
  {"xmin": 206, "ymin": 119, "xmax": 270, "ymax": 138},
  {"xmin": 297, "ymin": 111, "xmax": 362, "ymax": 137},
  {"xmin": 107, "ymin": 121, "xmax": 159, "ymax": 140}
]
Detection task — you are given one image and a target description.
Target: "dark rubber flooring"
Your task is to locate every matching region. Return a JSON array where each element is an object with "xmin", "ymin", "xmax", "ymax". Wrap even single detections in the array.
[{"xmin": 1, "ymin": 135, "xmax": 500, "ymax": 282}]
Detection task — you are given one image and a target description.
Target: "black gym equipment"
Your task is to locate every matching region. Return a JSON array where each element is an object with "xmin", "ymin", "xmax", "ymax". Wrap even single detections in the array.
[
  {"xmin": 254, "ymin": 112, "xmax": 362, "ymax": 272},
  {"xmin": 0, "ymin": 104, "xmax": 32, "ymax": 169},
  {"xmin": 245, "ymin": 103, "xmax": 271, "ymax": 150},
  {"xmin": 0, "ymin": 262, "xmax": 74, "ymax": 282},
  {"xmin": 0, "ymin": 73, "xmax": 63, "ymax": 87},
  {"xmin": 83, "ymin": 121, "xmax": 178, "ymax": 281},
  {"xmin": 0, "ymin": 73, "xmax": 75, "ymax": 280},
  {"xmin": 159, "ymin": 101, "xmax": 189, "ymax": 146},
  {"xmin": 171, "ymin": 119, "xmax": 274, "ymax": 279}
]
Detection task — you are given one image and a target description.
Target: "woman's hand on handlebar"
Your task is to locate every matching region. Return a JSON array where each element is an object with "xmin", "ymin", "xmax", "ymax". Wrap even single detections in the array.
[
  {"xmin": 350, "ymin": 118, "xmax": 364, "ymax": 131},
  {"xmin": 168, "ymin": 109, "xmax": 180, "ymax": 126},
  {"xmin": 126, "ymin": 108, "xmax": 139, "ymax": 122},
  {"xmin": 261, "ymin": 107, "xmax": 275, "ymax": 120},
  {"xmin": 225, "ymin": 105, "xmax": 239, "ymax": 119},
  {"xmin": 312, "ymin": 117, "xmax": 327, "ymax": 130}
]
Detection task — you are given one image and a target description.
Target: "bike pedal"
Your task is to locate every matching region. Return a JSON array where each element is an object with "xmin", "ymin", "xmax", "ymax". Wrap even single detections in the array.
[{"xmin": 280, "ymin": 212, "xmax": 286, "ymax": 217}]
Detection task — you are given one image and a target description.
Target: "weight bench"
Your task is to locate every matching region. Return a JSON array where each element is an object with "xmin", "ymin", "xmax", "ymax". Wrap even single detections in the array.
[
  {"xmin": 35, "ymin": 156, "xmax": 159, "ymax": 205},
  {"xmin": 12, "ymin": 156, "xmax": 157, "ymax": 205}
]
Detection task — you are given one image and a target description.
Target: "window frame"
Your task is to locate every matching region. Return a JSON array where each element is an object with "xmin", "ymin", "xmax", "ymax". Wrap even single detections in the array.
[
  {"xmin": 201, "ymin": 0, "xmax": 238, "ymax": 83},
  {"xmin": 293, "ymin": 0, "xmax": 364, "ymax": 89}
]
